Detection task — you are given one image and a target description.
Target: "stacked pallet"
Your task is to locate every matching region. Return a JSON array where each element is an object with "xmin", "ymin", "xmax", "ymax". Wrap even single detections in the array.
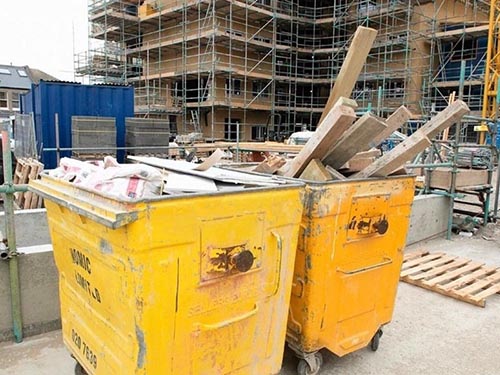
[
  {"xmin": 126, "ymin": 118, "xmax": 170, "ymax": 157},
  {"xmin": 72, "ymin": 116, "xmax": 116, "ymax": 160},
  {"xmin": 255, "ymin": 26, "xmax": 471, "ymax": 180},
  {"xmin": 13, "ymin": 158, "xmax": 44, "ymax": 209}
]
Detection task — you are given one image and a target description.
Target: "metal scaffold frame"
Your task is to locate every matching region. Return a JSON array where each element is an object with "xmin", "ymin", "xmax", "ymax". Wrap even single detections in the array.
[
  {"xmin": 425, "ymin": 0, "xmax": 490, "ymax": 142},
  {"xmin": 76, "ymin": 0, "xmax": 493, "ymax": 142}
]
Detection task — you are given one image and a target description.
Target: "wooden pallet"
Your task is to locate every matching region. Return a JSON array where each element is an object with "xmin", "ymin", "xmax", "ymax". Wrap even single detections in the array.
[
  {"xmin": 401, "ymin": 251, "xmax": 500, "ymax": 307},
  {"xmin": 13, "ymin": 158, "xmax": 44, "ymax": 209}
]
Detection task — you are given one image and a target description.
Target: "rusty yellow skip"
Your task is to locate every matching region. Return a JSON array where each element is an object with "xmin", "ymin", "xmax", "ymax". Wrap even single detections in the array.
[
  {"xmin": 287, "ymin": 176, "xmax": 415, "ymax": 374},
  {"xmin": 31, "ymin": 170, "xmax": 415, "ymax": 375},
  {"xmin": 31, "ymin": 174, "xmax": 304, "ymax": 375}
]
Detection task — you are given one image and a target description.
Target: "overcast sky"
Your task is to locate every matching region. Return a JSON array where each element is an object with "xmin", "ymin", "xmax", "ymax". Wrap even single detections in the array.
[{"xmin": 0, "ymin": 0, "xmax": 88, "ymax": 81}]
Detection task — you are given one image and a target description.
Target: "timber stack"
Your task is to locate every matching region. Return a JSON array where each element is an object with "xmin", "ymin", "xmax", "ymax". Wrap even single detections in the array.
[{"xmin": 253, "ymin": 26, "xmax": 471, "ymax": 181}]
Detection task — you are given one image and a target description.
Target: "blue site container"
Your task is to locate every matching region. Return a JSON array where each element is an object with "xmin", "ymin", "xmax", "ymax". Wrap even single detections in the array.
[{"xmin": 21, "ymin": 81, "xmax": 134, "ymax": 168}]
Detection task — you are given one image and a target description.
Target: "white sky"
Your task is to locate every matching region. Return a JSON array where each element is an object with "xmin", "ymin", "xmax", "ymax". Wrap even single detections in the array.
[{"xmin": 0, "ymin": 0, "xmax": 88, "ymax": 81}]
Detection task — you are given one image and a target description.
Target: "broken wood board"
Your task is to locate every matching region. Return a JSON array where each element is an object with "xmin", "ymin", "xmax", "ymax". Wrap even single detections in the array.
[
  {"xmin": 322, "ymin": 112, "xmax": 387, "ymax": 169},
  {"xmin": 279, "ymin": 102, "xmax": 357, "ymax": 177},
  {"xmin": 401, "ymin": 250, "xmax": 500, "ymax": 307},
  {"xmin": 353, "ymin": 132, "xmax": 431, "ymax": 178},
  {"xmin": 299, "ymin": 159, "xmax": 332, "ymax": 181},
  {"xmin": 370, "ymin": 106, "xmax": 412, "ymax": 148},
  {"xmin": 128, "ymin": 156, "xmax": 287, "ymax": 186},
  {"xmin": 318, "ymin": 26, "xmax": 378, "ymax": 125},
  {"xmin": 429, "ymin": 168, "xmax": 489, "ymax": 190},
  {"xmin": 418, "ymin": 100, "xmax": 470, "ymax": 139},
  {"xmin": 253, "ymin": 153, "xmax": 286, "ymax": 174},
  {"xmin": 193, "ymin": 148, "xmax": 225, "ymax": 171}
]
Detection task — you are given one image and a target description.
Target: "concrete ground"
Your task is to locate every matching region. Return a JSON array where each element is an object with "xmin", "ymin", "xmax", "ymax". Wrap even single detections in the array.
[{"xmin": 0, "ymin": 229, "xmax": 499, "ymax": 375}]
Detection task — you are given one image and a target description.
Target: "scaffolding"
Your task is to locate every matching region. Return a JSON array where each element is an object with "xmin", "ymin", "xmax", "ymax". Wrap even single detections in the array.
[
  {"xmin": 75, "ymin": 0, "xmax": 142, "ymax": 84},
  {"xmin": 425, "ymin": 0, "xmax": 490, "ymax": 142},
  {"xmin": 77, "ymin": 0, "xmax": 492, "ymax": 141}
]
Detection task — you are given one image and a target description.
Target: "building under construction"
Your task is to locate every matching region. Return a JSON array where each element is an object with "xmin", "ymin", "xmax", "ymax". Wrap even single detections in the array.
[{"xmin": 76, "ymin": 0, "xmax": 490, "ymax": 141}]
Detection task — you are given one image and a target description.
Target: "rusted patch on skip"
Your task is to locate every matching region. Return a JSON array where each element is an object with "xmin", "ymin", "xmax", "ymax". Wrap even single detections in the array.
[
  {"xmin": 99, "ymin": 239, "xmax": 113, "ymax": 254},
  {"xmin": 136, "ymin": 325, "xmax": 146, "ymax": 368},
  {"xmin": 305, "ymin": 254, "xmax": 312, "ymax": 270}
]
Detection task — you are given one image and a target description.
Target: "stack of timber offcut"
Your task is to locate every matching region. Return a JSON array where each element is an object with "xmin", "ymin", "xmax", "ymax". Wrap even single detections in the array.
[{"xmin": 253, "ymin": 26, "xmax": 471, "ymax": 181}]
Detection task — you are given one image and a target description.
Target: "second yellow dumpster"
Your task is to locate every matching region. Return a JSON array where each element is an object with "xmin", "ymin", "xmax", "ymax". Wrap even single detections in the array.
[
  {"xmin": 31, "ymin": 172, "xmax": 304, "ymax": 375},
  {"xmin": 287, "ymin": 176, "xmax": 415, "ymax": 375}
]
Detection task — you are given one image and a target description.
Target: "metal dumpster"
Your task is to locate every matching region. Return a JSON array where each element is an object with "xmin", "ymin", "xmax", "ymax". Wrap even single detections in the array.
[
  {"xmin": 30, "ymin": 172, "xmax": 304, "ymax": 375},
  {"xmin": 287, "ymin": 176, "xmax": 415, "ymax": 375}
]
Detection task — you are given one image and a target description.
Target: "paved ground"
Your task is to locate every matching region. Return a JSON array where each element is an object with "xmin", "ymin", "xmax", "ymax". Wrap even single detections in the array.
[{"xmin": 0, "ymin": 228, "xmax": 499, "ymax": 375}]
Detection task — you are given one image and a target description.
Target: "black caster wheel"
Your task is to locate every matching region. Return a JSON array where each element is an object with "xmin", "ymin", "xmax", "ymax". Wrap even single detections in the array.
[
  {"xmin": 370, "ymin": 329, "xmax": 383, "ymax": 352},
  {"xmin": 297, "ymin": 352, "xmax": 323, "ymax": 375},
  {"xmin": 75, "ymin": 362, "xmax": 88, "ymax": 375}
]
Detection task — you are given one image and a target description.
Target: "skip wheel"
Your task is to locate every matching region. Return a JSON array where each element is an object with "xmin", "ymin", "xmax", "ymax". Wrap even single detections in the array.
[
  {"xmin": 297, "ymin": 352, "xmax": 323, "ymax": 375},
  {"xmin": 370, "ymin": 329, "xmax": 383, "ymax": 352},
  {"xmin": 75, "ymin": 362, "xmax": 88, "ymax": 375}
]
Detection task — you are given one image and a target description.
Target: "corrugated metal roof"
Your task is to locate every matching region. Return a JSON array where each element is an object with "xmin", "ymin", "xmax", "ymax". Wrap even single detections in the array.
[{"xmin": 0, "ymin": 64, "xmax": 32, "ymax": 90}]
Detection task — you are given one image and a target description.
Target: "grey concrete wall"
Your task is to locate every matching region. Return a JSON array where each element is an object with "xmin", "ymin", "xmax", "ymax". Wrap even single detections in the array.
[
  {"xmin": 406, "ymin": 194, "xmax": 451, "ymax": 246},
  {"xmin": 0, "ymin": 245, "xmax": 60, "ymax": 342},
  {"xmin": 0, "ymin": 209, "xmax": 51, "ymax": 247},
  {"xmin": 0, "ymin": 209, "xmax": 58, "ymax": 342}
]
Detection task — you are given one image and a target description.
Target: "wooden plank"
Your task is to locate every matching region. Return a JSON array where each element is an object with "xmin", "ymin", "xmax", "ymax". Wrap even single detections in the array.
[
  {"xmin": 253, "ymin": 154, "xmax": 286, "ymax": 174},
  {"xmin": 438, "ymin": 289, "xmax": 485, "ymax": 307},
  {"xmin": 23, "ymin": 162, "xmax": 39, "ymax": 209},
  {"xmin": 318, "ymin": 26, "xmax": 378, "ymax": 125},
  {"xmin": 352, "ymin": 132, "xmax": 431, "ymax": 178},
  {"xmin": 453, "ymin": 271, "xmax": 500, "ymax": 296},
  {"xmin": 15, "ymin": 160, "xmax": 31, "ymax": 207},
  {"xmin": 436, "ymin": 266, "xmax": 496, "ymax": 292},
  {"xmin": 422, "ymin": 261, "xmax": 484, "ymax": 286},
  {"xmin": 30, "ymin": 163, "xmax": 44, "ymax": 209},
  {"xmin": 470, "ymin": 279, "xmax": 500, "ymax": 302},
  {"xmin": 401, "ymin": 252, "xmax": 444, "ymax": 270},
  {"xmin": 351, "ymin": 149, "xmax": 381, "ymax": 160},
  {"xmin": 341, "ymin": 157, "xmax": 375, "ymax": 172},
  {"xmin": 403, "ymin": 250, "xmax": 429, "ymax": 261},
  {"xmin": 418, "ymin": 100, "xmax": 470, "ymax": 139},
  {"xmin": 13, "ymin": 161, "xmax": 24, "ymax": 184},
  {"xmin": 354, "ymin": 102, "xmax": 469, "ymax": 179},
  {"xmin": 408, "ymin": 258, "xmax": 470, "ymax": 281},
  {"xmin": 389, "ymin": 167, "xmax": 408, "ymax": 176},
  {"xmin": 36, "ymin": 194, "xmax": 44, "ymax": 209},
  {"xmin": 299, "ymin": 159, "xmax": 332, "ymax": 181},
  {"xmin": 370, "ymin": 106, "xmax": 412, "ymax": 148},
  {"xmin": 193, "ymin": 148, "xmax": 225, "ymax": 171},
  {"xmin": 429, "ymin": 168, "xmax": 489, "ymax": 190},
  {"xmin": 322, "ymin": 113, "xmax": 387, "ymax": 169},
  {"xmin": 401, "ymin": 255, "xmax": 457, "ymax": 278},
  {"xmin": 279, "ymin": 102, "xmax": 357, "ymax": 177},
  {"xmin": 325, "ymin": 165, "xmax": 347, "ymax": 181}
]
